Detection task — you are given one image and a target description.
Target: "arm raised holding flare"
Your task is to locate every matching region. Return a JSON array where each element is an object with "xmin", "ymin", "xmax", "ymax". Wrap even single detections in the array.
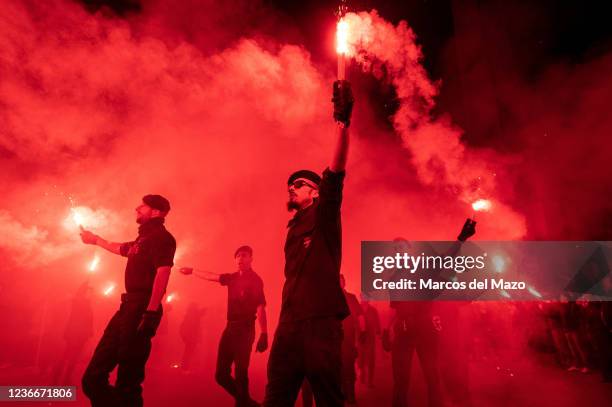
[{"xmin": 330, "ymin": 80, "xmax": 354, "ymax": 172}]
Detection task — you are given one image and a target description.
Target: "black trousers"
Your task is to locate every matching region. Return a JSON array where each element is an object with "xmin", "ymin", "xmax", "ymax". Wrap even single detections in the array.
[
  {"xmin": 215, "ymin": 320, "xmax": 256, "ymax": 405},
  {"xmin": 391, "ymin": 320, "xmax": 442, "ymax": 407},
  {"xmin": 264, "ymin": 318, "xmax": 344, "ymax": 407},
  {"xmin": 82, "ymin": 295, "xmax": 161, "ymax": 407},
  {"xmin": 341, "ymin": 343, "xmax": 357, "ymax": 404}
]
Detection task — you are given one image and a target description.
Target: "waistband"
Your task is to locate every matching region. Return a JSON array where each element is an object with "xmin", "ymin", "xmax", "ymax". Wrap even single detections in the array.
[{"xmin": 121, "ymin": 292, "xmax": 150, "ymax": 302}]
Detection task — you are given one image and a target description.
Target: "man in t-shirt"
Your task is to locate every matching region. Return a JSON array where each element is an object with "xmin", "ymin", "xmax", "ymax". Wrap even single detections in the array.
[
  {"xmin": 79, "ymin": 194, "xmax": 176, "ymax": 407},
  {"xmin": 214, "ymin": 245, "xmax": 268, "ymax": 407}
]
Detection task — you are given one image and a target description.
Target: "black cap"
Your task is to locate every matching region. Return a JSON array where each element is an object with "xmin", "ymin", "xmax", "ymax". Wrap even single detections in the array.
[
  {"xmin": 288, "ymin": 170, "xmax": 321, "ymax": 186},
  {"xmin": 234, "ymin": 245, "xmax": 253, "ymax": 258},
  {"xmin": 143, "ymin": 194, "xmax": 171, "ymax": 213}
]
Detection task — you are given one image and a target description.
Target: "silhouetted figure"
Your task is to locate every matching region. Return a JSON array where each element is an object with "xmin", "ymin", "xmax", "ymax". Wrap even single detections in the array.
[
  {"xmin": 263, "ymin": 80, "xmax": 354, "ymax": 407},
  {"xmin": 52, "ymin": 282, "xmax": 93, "ymax": 385},
  {"xmin": 561, "ymin": 295, "xmax": 589, "ymax": 372},
  {"xmin": 179, "ymin": 302, "xmax": 206, "ymax": 371},
  {"xmin": 79, "ymin": 194, "xmax": 176, "ymax": 407},
  {"xmin": 358, "ymin": 298, "xmax": 380, "ymax": 388},
  {"xmin": 383, "ymin": 220, "xmax": 475, "ymax": 407},
  {"xmin": 340, "ymin": 274, "xmax": 364, "ymax": 405},
  {"xmin": 214, "ymin": 246, "xmax": 268, "ymax": 407}
]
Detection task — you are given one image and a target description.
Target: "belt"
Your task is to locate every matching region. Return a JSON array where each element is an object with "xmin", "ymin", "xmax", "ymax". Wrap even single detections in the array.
[{"xmin": 121, "ymin": 292, "xmax": 150, "ymax": 302}]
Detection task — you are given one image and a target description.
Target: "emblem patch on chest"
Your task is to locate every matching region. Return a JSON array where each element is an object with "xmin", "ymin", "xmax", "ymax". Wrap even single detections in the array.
[{"xmin": 128, "ymin": 243, "xmax": 141, "ymax": 256}]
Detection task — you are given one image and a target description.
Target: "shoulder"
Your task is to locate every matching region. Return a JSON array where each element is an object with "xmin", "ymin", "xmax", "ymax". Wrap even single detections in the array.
[
  {"xmin": 152, "ymin": 228, "xmax": 176, "ymax": 245},
  {"xmin": 322, "ymin": 167, "xmax": 346, "ymax": 180},
  {"xmin": 249, "ymin": 271, "xmax": 264, "ymax": 285}
]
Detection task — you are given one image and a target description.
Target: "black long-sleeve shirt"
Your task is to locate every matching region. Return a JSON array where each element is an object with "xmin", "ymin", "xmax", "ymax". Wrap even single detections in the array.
[{"xmin": 280, "ymin": 168, "xmax": 350, "ymax": 322}]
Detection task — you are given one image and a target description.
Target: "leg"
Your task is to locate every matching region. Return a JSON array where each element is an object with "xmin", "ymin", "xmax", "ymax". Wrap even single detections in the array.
[
  {"xmin": 63, "ymin": 341, "xmax": 86, "ymax": 384},
  {"xmin": 301, "ymin": 380, "xmax": 314, "ymax": 407},
  {"xmin": 82, "ymin": 310, "xmax": 122, "ymax": 407},
  {"xmin": 215, "ymin": 326, "xmax": 238, "ymax": 399},
  {"xmin": 181, "ymin": 341, "xmax": 196, "ymax": 371},
  {"xmin": 115, "ymin": 302, "xmax": 158, "ymax": 407},
  {"xmin": 367, "ymin": 341, "xmax": 376, "ymax": 386},
  {"xmin": 264, "ymin": 323, "xmax": 304, "ymax": 407},
  {"xmin": 304, "ymin": 319, "xmax": 344, "ymax": 407},
  {"xmin": 357, "ymin": 343, "xmax": 366, "ymax": 384},
  {"xmin": 391, "ymin": 331, "xmax": 413, "ymax": 407},
  {"xmin": 341, "ymin": 345, "xmax": 357, "ymax": 404},
  {"xmin": 234, "ymin": 324, "xmax": 256, "ymax": 405},
  {"xmin": 416, "ymin": 330, "xmax": 442, "ymax": 407}
]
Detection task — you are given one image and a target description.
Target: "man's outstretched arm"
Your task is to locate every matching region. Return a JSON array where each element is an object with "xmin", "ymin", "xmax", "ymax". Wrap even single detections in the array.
[
  {"xmin": 79, "ymin": 226, "xmax": 122, "ymax": 255},
  {"xmin": 330, "ymin": 80, "xmax": 354, "ymax": 173}
]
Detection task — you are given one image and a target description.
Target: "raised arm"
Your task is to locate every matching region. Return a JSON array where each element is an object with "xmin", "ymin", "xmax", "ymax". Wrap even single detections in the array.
[
  {"xmin": 443, "ymin": 218, "xmax": 477, "ymax": 257},
  {"xmin": 330, "ymin": 80, "xmax": 354, "ymax": 173},
  {"xmin": 331, "ymin": 125, "xmax": 350, "ymax": 173}
]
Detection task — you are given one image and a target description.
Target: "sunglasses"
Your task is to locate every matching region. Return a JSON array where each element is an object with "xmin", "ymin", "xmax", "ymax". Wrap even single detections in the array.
[{"xmin": 289, "ymin": 180, "xmax": 317, "ymax": 190}]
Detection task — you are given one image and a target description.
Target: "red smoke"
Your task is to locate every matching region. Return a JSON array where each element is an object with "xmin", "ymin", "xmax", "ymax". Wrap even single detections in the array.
[{"xmin": 0, "ymin": 0, "xmax": 610, "ymax": 405}]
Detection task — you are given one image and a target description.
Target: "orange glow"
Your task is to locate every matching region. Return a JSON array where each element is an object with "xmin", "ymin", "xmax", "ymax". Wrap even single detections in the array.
[
  {"xmin": 71, "ymin": 208, "xmax": 85, "ymax": 227},
  {"xmin": 166, "ymin": 293, "xmax": 176, "ymax": 303},
  {"xmin": 336, "ymin": 18, "xmax": 349, "ymax": 55},
  {"xmin": 88, "ymin": 255, "xmax": 100, "ymax": 272},
  {"xmin": 471, "ymin": 199, "xmax": 492, "ymax": 212},
  {"xmin": 103, "ymin": 283, "xmax": 115, "ymax": 296}
]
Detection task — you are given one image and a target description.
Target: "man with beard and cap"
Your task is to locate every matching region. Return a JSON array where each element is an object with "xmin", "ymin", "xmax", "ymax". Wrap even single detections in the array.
[
  {"xmin": 79, "ymin": 194, "xmax": 176, "ymax": 407},
  {"xmin": 263, "ymin": 80, "xmax": 354, "ymax": 407},
  {"xmin": 211, "ymin": 245, "xmax": 268, "ymax": 407}
]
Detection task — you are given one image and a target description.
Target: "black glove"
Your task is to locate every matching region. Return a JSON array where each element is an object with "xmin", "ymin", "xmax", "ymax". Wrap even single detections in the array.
[
  {"xmin": 382, "ymin": 329, "xmax": 392, "ymax": 352},
  {"xmin": 137, "ymin": 310, "xmax": 162, "ymax": 338},
  {"xmin": 458, "ymin": 218, "xmax": 476, "ymax": 242},
  {"xmin": 256, "ymin": 332, "xmax": 268, "ymax": 353},
  {"xmin": 332, "ymin": 80, "xmax": 354, "ymax": 127}
]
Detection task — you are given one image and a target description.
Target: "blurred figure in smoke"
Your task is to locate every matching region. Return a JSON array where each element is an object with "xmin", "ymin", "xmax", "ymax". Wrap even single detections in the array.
[
  {"xmin": 358, "ymin": 297, "xmax": 380, "ymax": 388},
  {"xmin": 179, "ymin": 302, "xmax": 206, "ymax": 372},
  {"xmin": 540, "ymin": 300, "xmax": 571, "ymax": 367},
  {"xmin": 340, "ymin": 273, "xmax": 365, "ymax": 405},
  {"xmin": 211, "ymin": 245, "xmax": 268, "ymax": 407},
  {"xmin": 79, "ymin": 194, "xmax": 176, "ymax": 407},
  {"xmin": 560, "ymin": 293, "xmax": 589, "ymax": 373},
  {"xmin": 52, "ymin": 282, "xmax": 93, "ymax": 385},
  {"xmin": 382, "ymin": 220, "xmax": 476, "ymax": 407},
  {"xmin": 599, "ymin": 274, "xmax": 612, "ymax": 382},
  {"xmin": 263, "ymin": 80, "xmax": 354, "ymax": 407}
]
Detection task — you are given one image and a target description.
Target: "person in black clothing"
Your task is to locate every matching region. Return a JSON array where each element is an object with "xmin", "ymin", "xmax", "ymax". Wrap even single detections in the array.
[
  {"xmin": 52, "ymin": 282, "xmax": 93, "ymax": 385},
  {"xmin": 382, "ymin": 220, "xmax": 475, "ymax": 407},
  {"xmin": 79, "ymin": 194, "xmax": 176, "ymax": 407},
  {"xmin": 212, "ymin": 245, "xmax": 268, "ymax": 407},
  {"xmin": 358, "ymin": 298, "xmax": 380, "ymax": 388},
  {"xmin": 179, "ymin": 302, "xmax": 206, "ymax": 372},
  {"xmin": 340, "ymin": 274, "xmax": 364, "ymax": 405},
  {"xmin": 263, "ymin": 80, "xmax": 354, "ymax": 407}
]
